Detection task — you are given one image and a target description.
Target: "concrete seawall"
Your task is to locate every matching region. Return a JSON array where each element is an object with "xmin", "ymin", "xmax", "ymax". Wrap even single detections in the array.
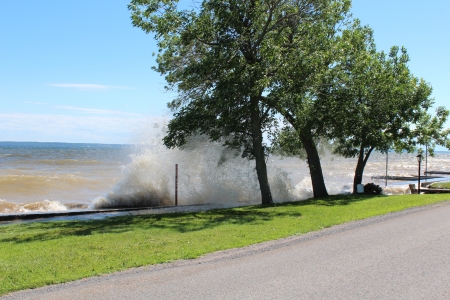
[{"xmin": 0, "ymin": 204, "xmax": 213, "ymax": 225}]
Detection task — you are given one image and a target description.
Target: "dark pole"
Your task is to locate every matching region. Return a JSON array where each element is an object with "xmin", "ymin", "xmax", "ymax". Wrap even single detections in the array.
[
  {"xmin": 175, "ymin": 164, "xmax": 178, "ymax": 206},
  {"xmin": 425, "ymin": 143, "xmax": 428, "ymax": 182},
  {"xmin": 417, "ymin": 156, "xmax": 421, "ymax": 194},
  {"xmin": 385, "ymin": 151, "xmax": 388, "ymax": 187}
]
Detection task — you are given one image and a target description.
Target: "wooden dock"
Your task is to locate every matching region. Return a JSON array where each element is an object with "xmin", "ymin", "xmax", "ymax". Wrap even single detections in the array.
[
  {"xmin": 371, "ymin": 175, "xmax": 443, "ymax": 181},
  {"xmin": 425, "ymin": 171, "xmax": 450, "ymax": 175},
  {"xmin": 373, "ymin": 170, "xmax": 450, "ymax": 182}
]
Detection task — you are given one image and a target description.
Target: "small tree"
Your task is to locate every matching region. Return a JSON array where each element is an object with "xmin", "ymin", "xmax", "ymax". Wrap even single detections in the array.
[
  {"xmin": 315, "ymin": 29, "xmax": 434, "ymax": 193},
  {"xmin": 413, "ymin": 106, "xmax": 450, "ymax": 175}
]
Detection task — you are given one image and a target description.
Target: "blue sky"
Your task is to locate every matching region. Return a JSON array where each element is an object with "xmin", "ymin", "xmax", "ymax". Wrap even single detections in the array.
[{"xmin": 1, "ymin": 0, "xmax": 449, "ymax": 144}]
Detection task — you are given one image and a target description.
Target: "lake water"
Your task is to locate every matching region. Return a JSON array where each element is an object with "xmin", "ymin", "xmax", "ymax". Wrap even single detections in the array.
[
  {"xmin": 0, "ymin": 142, "xmax": 130, "ymax": 213},
  {"xmin": 1, "ymin": 141, "xmax": 449, "ymax": 214}
]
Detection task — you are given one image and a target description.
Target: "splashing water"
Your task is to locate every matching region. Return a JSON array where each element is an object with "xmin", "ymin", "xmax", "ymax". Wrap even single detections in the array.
[
  {"xmin": 93, "ymin": 134, "xmax": 297, "ymax": 209},
  {"xmin": 0, "ymin": 199, "xmax": 68, "ymax": 214},
  {"xmin": 3, "ymin": 138, "xmax": 449, "ymax": 214},
  {"xmin": 94, "ymin": 129, "xmax": 444, "ymax": 209}
]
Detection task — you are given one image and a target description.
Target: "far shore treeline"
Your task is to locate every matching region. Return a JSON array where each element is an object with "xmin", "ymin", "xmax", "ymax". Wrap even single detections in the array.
[{"xmin": 128, "ymin": 0, "xmax": 450, "ymax": 202}]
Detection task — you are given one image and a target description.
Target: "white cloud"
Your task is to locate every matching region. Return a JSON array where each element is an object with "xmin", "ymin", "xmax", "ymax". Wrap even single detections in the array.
[
  {"xmin": 0, "ymin": 113, "xmax": 165, "ymax": 144},
  {"xmin": 48, "ymin": 83, "xmax": 131, "ymax": 90},
  {"xmin": 54, "ymin": 105, "xmax": 142, "ymax": 117},
  {"xmin": 23, "ymin": 101, "xmax": 48, "ymax": 105}
]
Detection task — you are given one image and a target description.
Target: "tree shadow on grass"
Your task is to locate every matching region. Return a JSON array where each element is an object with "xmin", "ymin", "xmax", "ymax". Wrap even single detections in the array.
[
  {"xmin": 298, "ymin": 193, "xmax": 388, "ymax": 207},
  {"xmin": 0, "ymin": 216, "xmax": 139, "ymax": 244},
  {"xmin": 150, "ymin": 206, "xmax": 303, "ymax": 233},
  {"xmin": 0, "ymin": 208, "xmax": 301, "ymax": 244},
  {"xmin": 0, "ymin": 194, "xmax": 385, "ymax": 244}
]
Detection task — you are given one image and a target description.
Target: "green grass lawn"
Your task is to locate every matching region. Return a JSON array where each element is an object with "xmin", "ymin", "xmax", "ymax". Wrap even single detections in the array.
[
  {"xmin": 429, "ymin": 181, "xmax": 450, "ymax": 189},
  {"xmin": 1, "ymin": 193, "xmax": 449, "ymax": 296}
]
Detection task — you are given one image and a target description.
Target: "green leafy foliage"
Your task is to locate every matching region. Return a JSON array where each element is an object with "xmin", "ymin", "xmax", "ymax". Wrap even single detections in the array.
[
  {"xmin": 413, "ymin": 106, "xmax": 450, "ymax": 156},
  {"xmin": 322, "ymin": 44, "xmax": 432, "ymax": 157},
  {"xmin": 128, "ymin": 0, "xmax": 447, "ymax": 199},
  {"xmin": 312, "ymin": 23, "xmax": 434, "ymax": 192},
  {"xmin": 270, "ymin": 127, "xmax": 335, "ymax": 159},
  {"xmin": 129, "ymin": 0, "xmax": 353, "ymax": 203}
]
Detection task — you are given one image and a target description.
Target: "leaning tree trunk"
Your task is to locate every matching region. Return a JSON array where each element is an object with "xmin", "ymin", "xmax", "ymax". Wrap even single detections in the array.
[
  {"xmin": 250, "ymin": 97, "xmax": 273, "ymax": 204},
  {"xmin": 353, "ymin": 146, "xmax": 374, "ymax": 193},
  {"xmin": 300, "ymin": 132, "xmax": 328, "ymax": 198}
]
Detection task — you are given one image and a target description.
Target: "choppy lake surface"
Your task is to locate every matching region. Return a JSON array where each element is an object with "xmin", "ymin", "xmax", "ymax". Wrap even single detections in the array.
[
  {"xmin": 1, "ymin": 141, "xmax": 449, "ymax": 214},
  {"xmin": 0, "ymin": 142, "xmax": 130, "ymax": 213}
]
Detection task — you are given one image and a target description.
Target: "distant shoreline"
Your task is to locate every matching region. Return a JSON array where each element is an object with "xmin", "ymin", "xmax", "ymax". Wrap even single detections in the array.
[
  {"xmin": 1, "ymin": 141, "xmax": 449, "ymax": 152},
  {"xmin": 0, "ymin": 141, "xmax": 132, "ymax": 146}
]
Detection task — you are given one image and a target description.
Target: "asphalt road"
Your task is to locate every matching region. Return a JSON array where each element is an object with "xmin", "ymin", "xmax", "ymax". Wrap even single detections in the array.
[{"xmin": 3, "ymin": 202, "xmax": 450, "ymax": 300}]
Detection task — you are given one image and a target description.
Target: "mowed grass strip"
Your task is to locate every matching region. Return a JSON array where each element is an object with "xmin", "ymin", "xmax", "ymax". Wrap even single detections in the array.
[
  {"xmin": 1, "ymin": 193, "xmax": 449, "ymax": 295},
  {"xmin": 429, "ymin": 181, "xmax": 450, "ymax": 189}
]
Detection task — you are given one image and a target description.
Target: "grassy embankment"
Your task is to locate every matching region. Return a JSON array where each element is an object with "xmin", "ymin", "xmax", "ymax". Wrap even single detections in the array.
[
  {"xmin": 429, "ymin": 181, "xmax": 450, "ymax": 189},
  {"xmin": 1, "ymin": 193, "xmax": 450, "ymax": 296}
]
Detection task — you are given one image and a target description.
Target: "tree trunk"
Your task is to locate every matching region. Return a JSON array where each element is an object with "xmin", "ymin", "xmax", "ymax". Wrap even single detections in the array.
[
  {"xmin": 300, "ymin": 132, "xmax": 328, "ymax": 198},
  {"xmin": 250, "ymin": 97, "xmax": 273, "ymax": 204},
  {"xmin": 353, "ymin": 146, "xmax": 374, "ymax": 193}
]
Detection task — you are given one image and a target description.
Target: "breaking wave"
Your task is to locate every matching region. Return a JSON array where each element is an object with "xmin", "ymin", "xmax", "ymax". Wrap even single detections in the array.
[
  {"xmin": 93, "ymin": 134, "xmax": 298, "ymax": 209},
  {"xmin": 0, "ymin": 199, "xmax": 68, "ymax": 214},
  {"xmin": 383, "ymin": 185, "xmax": 412, "ymax": 195}
]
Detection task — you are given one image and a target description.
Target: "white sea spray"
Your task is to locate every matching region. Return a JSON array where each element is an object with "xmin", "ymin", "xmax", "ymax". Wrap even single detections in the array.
[{"xmin": 93, "ymin": 134, "xmax": 298, "ymax": 209}]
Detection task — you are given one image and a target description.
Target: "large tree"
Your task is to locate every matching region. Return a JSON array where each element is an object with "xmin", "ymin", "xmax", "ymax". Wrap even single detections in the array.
[
  {"xmin": 129, "ymin": 0, "xmax": 351, "ymax": 203},
  {"xmin": 267, "ymin": 18, "xmax": 369, "ymax": 198}
]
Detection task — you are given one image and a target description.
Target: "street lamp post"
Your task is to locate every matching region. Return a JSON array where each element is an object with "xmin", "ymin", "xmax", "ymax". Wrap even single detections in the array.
[
  {"xmin": 425, "ymin": 143, "xmax": 428, "ymax": 182},
  {"xmin": 385, "ymin": 151, "xmax": 388, "ymax": 187},
  {"xmin": 416, "ymin": 154, "xmax": 422, "ymax": 194}
]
